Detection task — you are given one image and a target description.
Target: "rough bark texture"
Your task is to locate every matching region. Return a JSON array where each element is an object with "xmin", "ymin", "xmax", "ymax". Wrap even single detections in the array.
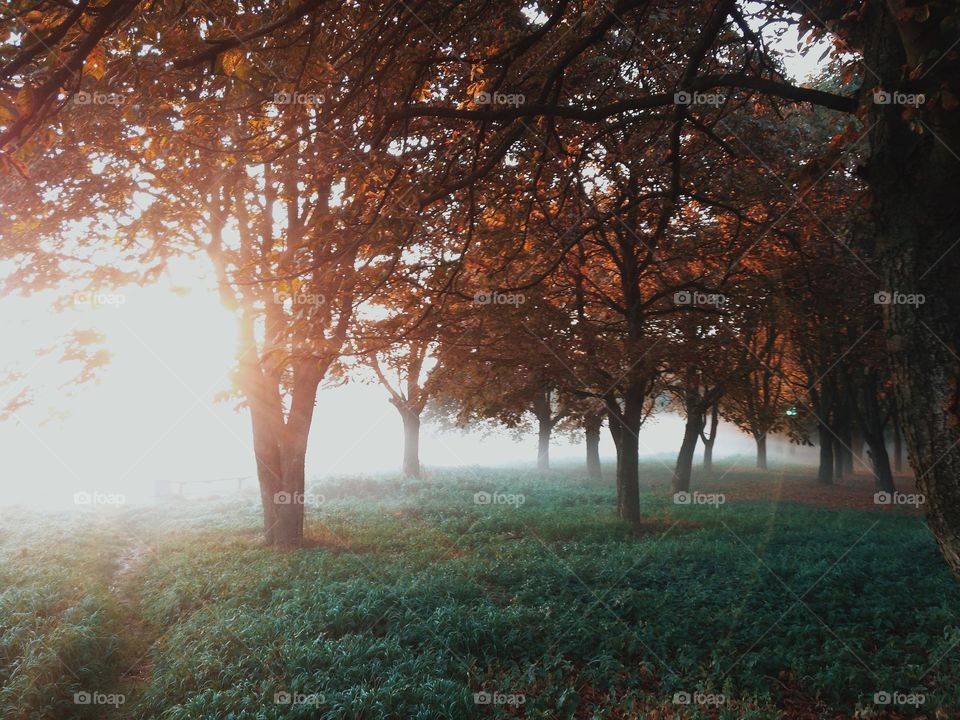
[{"xmin": 864, "ymin": 1, "xmax": 960, "ymax": 574}]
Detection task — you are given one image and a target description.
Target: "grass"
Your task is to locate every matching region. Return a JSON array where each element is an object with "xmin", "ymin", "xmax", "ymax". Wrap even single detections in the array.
[{"xmin": 1, "ymin": 462, "xmax": 958, "ymax": 719}]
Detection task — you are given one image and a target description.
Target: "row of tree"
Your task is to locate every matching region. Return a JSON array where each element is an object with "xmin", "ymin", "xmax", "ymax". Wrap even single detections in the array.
[{"xmin": 0, "ymin": 2, "xmax": 957, "ymax": 569}]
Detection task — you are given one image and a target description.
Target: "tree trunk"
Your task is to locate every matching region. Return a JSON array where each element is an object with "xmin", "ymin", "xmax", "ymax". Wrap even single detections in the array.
[
  {"xmin": 852, "ymin": 429, "xmax": 865, "ymax": 474},
  {"xmin": 892, "ymin": 412, "xmax": 903, "ymax": 473},
  {"xmin": 851, "ymin": 370, "xmax": 895, "ymax": 494},
  {"xmin": 400, "ymin": 409, "xmax": 421, "ymax": 478},
  {"xmin": 839, "ymin": 426, "xmax": 854, "ymax": 478},
  {"xmin": 755, "ymin": 433, "xmax": 767, "ymax": 470},
  {"xmin": 818, "ymin": 425, "xmax": 834, "ymax": 485},
  {"xmin": 584, "ymin": 413, "xmax": 602, "ymax": 480},
  {"xmin": 861, "ymin": 1, "xmax": 960, "ymax": 575},
  {"xmin": 612, "ymin": 384, "xmax": 644, "ymax": 523},
  {"xmin": 833, "ymin": 437, "xmax": 846, "ymax": 480},
  {"xmin": 537, "ymin": 424, "xmax": 550, "ymax": 471},
  {"xmin": 251, "ymin": 411, "xmax": 283, "ymax": 545},
  {"xmin": 830, "ymin": 398, "xmax": 853, "ymax": 479},
  {"xmin": 271, "ymin": 447, "xmax": 306, "ymax": 548},
  {"xmin": 672, "ymin": 413, "xmax": 700, "ymax": 493},
  {"xmin": 701, "ymin": 403, "xmax": 718, "ymax": 473},
  {"xmin": 238, "ymin": 319, "xmax": 312, "ymax": 548},
  {"xmin": 607, "ymin": 402, "xmax": 623, "ymax": 485},
  {"xmin": 617, "ymin": 416, "xmax": 641, "ymax": 522},
  {"xmin": 864, "ymin": 429, "xmax": 896, "ymax": 494},
  {"xmin": 533, "ymin": 385, "xmax": 553, "ymax": 471}
]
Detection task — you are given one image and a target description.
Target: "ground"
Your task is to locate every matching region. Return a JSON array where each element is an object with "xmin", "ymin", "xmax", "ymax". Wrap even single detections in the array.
[{"xmin": 0, "ymin": 462, "xmax": 955, "ymax": 719}]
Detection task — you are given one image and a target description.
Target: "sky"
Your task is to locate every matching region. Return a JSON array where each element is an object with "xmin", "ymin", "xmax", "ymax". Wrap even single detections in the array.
[{"xmin": 0, "ymin": 18, "xmax": 828, "ymax": 509}]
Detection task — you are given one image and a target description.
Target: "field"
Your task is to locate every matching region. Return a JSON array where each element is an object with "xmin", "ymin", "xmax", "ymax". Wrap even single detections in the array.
[{"xmin": 2, "ymin": 463, "xmax": 956, "ymax": 719}]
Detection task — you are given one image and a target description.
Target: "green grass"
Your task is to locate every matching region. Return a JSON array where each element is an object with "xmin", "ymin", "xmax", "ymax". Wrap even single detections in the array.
[{"xmin": 2, "ymin": 464, "xmax": 958, "ymax": 718}]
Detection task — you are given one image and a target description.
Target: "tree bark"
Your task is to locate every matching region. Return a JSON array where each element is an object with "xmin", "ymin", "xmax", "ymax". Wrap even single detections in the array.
[
  {"xmin": 672, "ymin": 411, "xmax": 700, "ymax": 493},
  {"xmin": 842, "ymin": 425, "xmax": 854, "ymax": 477},
  {"xmin": 584, "ymin": 413, "xmax": 602, "ymax": 480},
  {"xmin": 532, "ymin": 384, "xmax": 553, "ymax": 471},
  {"xmin": 610, "ymin": 383, "xmax": 644, "ymax": 523},
  {"xmin": 607, "ymin": 402, "xmax": 623, "ymax": 483},
  {"xmin": 865, "ymin": 429, "xmax": 896, "ymax": 494},
  {"xmin": 238, "ymin": 317, "xmax": 320, "ymax": 548},
  {"xmin": 400, "ymin": 409, "xmax": 422, "ymax": 478},
  {"xmin": 852, "ymin": 428, "xmax": 865, "ymax": 474},
  {"xmin": 250, "ymin": 407, "xmax": 283, "ymax": 545},
  {"xmin": 755, "ymin": 433, "xmax": 767, "ymax": 470},
  {"xmin": 817, "ymin": 424, "xmax": 834, "ymax": 485},
  {"xmin": 892, "ymin": 411, "xmax": 903, "ymax": 473},
  {"xmin": 537, "ymin": 424, "xmax": 551, "ymax": 471},
  {"xmin": 617, "ymin": 411, "xmax": 641, "ymax": 522},
  {"xmin": 850, "ymin": 369, "xmax": 895, "ymax": 494},
  {"xmin": 833, "ymin": 436, "xmax": 846, "ymax": 480},
  {"xmin": 701, "ymin": 403, "xmax": 718, "ymax": 473},
  {"xmin": 861, "ymin": 0, "xmax": 960, "ymax": 575},
  {"xmin": 272, "ymin": 446, "xmax": 307, "ymax": 548}
]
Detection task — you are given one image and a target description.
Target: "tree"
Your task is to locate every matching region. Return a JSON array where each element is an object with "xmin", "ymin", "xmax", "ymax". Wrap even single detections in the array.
[
  {"xmin": 700, "ymin": 403, "xmax": 720, "ymax": 473},
  {"xmin": 6, "ymin": 0, "xmax": 960, "ymax": 573},
  {"xmin": 357, "ymin": 288, "xmax": 444, "ymax": 480},
  {"xmin": 721, "ymin": 315, "xmax": 798, "ymax": 471},
  {"xmin": 583, "ymin": 411, "xmax": 604, "ymax": 480},
  {"xmin": 0, "ymin": 15, "xmax": 416, "ymax": 547}
]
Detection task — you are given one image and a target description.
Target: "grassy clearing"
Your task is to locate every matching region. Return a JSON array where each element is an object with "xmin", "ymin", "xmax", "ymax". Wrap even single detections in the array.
[{"xmin": 1, "ymin": 463, "xmax": 957, "ymax": 719}]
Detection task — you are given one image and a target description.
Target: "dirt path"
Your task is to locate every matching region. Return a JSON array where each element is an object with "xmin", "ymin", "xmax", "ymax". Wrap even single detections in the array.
[{"xmin": 105, "ymin": 537, "xmax": 157, "ymax": 712}]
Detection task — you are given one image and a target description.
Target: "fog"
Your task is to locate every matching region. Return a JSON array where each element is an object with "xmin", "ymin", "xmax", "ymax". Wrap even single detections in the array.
[{"xmin": 0, "ymin": 268, "xmax": 819, "ymax": 510}]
